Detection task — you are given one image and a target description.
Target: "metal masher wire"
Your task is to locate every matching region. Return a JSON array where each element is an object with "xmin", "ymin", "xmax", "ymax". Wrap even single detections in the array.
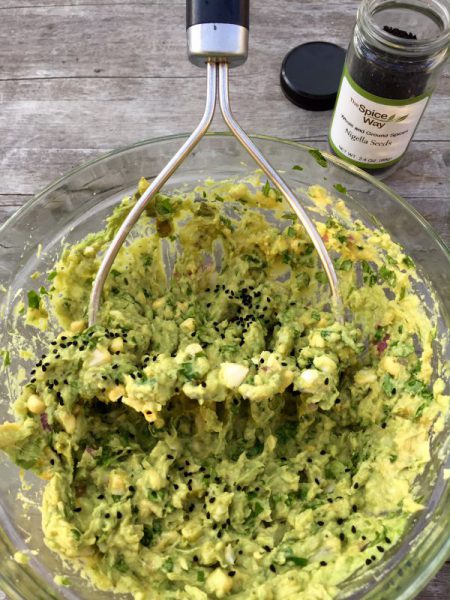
[
  {"xmin": 88, "ymin": 62, "xmax": 218, "ymax": 326},
  {"xmin": 88, "ymin": 0, "xmax": 343, "ymax": 326}
]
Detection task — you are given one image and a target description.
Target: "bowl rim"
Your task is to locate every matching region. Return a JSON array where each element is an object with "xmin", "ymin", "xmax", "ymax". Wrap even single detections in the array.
[{"xmin": 0, "ymin": 132, "xmax": 448, "ymax": 258}]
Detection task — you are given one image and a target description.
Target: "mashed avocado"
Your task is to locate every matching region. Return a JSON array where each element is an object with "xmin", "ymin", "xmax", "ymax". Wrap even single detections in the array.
[{"xmin": 0, "ymin": 176, "xmax": 447, "ymax": 599}]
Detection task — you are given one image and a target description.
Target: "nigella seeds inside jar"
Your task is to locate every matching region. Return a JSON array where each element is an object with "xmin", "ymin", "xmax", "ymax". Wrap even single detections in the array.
[{"xmin": 329, "ymin": 0, "xmax": 450, "ymax": 174}]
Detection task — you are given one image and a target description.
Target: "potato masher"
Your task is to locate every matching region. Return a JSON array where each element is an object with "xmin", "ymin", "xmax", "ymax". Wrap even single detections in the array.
[{"xmin": 88, "ymin": 0, "xmax": 342, "ymax": 326}]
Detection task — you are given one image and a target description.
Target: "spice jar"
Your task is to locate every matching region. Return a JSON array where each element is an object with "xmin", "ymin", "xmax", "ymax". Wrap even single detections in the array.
[{"xmin": 329, "ymin": 0, "xmax": 450, "ymax": 175}]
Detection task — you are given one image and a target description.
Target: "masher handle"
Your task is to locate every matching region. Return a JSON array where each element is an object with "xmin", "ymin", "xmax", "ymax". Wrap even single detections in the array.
[{"xmin": 186, "ymin": 0, "xmax": 249, "ymax": 68}]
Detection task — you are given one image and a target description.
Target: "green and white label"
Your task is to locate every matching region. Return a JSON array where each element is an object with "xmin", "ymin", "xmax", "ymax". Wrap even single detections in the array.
[{"xmin": 329, "ymin": 70, "xmax": 429, "ymax": 169}]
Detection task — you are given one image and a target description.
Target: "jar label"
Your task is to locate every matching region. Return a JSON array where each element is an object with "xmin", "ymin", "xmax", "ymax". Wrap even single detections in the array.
[{"xmin": 329, "ymin": 68, "xmax": 429, "ymax": 169}]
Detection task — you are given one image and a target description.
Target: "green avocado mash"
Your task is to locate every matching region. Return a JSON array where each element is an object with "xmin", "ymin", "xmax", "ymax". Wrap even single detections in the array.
[{"xmin": 0, "ymin": 176, "xmax": 447, "ymax": 600}]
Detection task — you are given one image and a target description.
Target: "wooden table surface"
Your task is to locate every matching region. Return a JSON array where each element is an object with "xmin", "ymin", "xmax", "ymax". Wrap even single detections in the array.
[{"xmin": 0, "ymin": 1, "xmax": 448, "ymax": 598}]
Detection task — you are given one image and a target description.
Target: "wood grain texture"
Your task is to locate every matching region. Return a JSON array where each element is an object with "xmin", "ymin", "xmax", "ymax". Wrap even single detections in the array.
[{"xmin": 0, "ymin": 1, "xmax": 448, "ymax": 598}]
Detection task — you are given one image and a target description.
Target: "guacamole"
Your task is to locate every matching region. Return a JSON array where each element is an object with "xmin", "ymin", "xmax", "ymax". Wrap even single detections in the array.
[{"xmin": 0, "ymin": 176, "xmax": 447, "ymax": 600}]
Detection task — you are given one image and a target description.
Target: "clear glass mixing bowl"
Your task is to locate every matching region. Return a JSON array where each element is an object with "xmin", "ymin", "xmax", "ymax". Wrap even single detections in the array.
[{"xmin": 0, "ymin": 133, "xmax": 448, "ymax": 600}]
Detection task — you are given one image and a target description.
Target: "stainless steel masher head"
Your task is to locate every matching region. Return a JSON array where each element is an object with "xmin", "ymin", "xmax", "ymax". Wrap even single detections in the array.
[{"xmin": 88, "ymin": 0, "xmax": 343, "ymax": 326}]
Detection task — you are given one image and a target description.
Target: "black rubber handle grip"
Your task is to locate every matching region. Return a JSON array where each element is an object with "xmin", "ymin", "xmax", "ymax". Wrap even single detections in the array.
[{"xmin": 187, "ymin": 0, "xmax": 249, "ymax": 29}]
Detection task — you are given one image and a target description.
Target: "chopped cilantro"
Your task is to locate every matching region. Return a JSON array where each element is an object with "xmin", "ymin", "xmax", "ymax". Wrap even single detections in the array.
[
  {"xmin": 286, "ymin": 555, "xmax": 308, "ymax": 567},
  {"xmin": 315, "ymin": 271, "xmax": 328, "ymax": 284},
  {"xmin": 220, "ymin": 216, "xmax": 235, "ymax": 231},
  {"xmin": 287, "ymin": 226, "xmax": 296, "ymax": 238},
  {"xmin": 47, "ymin": 271, "xmax": 57, "ymax": 281},
  {"xmin": 379, "ymin": 265, "xmax": 396, "ymax": 287},
  {"xmin": 252, "ymin": 502, "xmax": 264, "ymax": 517},
  {"xmin": 402, "ymin": 255, "xmax": 415, "ymax": 268},
  {"xmin": 197, "ymin": 570, "xmax": 205, "ymax": 583},
  {"xmin": 2, "ymin": 350, "xmax": 10, "ymax": 367},
  {"xmin": 308, "ymin": 149, "xmax": 327, "ymax": 168},
  {"xmin": 27, "ymin": 290, "xmax": 40, "ymax": 309},
  {"xmin": 361, "ymin": 260, "xmax": 377, "ymax": 287},
  {"xmin": 333, "ymin": 183, "xmax": 347, "ymax": 194},
  {"xmin": 292, "ymin": 165, "xmax": 304, "ymax": 171},
  {"xmin": 262, "ymin": 181, "xmax": 271, "ymax": 197},
  {"xmin": 155, "ymin": 195, "xmax": 175, "ymax": 217},
  {"xmin": 162, "ymin": 558, "xmax": 174, "ymax": 572},
  {"xmin": 374, "ymin": 326, "xmax": 385, "ymax": 342},
  {"xmin": 337, "ymin": 259, "xmax": 352, "ymax": 271},
  {"xmin": 179, "ymin": 362, "xmax": 198, "ymax": 381},
  {"xmin": 114, "ymin": 557, "xmax": 128, "ymax": 573},
  {"xmin": 382, "ymin": 375, "xmax": 396, "ymax": 396}
]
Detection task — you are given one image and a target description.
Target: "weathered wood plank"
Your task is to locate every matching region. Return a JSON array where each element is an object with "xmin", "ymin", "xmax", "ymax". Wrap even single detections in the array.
[
  {"xmin": 0, "ymin": 141, "xmax": 447, "ymax": 205},
  {"xmin": 0, "ymin": 76, "xmax": 447, "ymax": 152},
  {"xmin": 0, "ymin": 3, "xmax": 448, "ymax": 103},
  {"xmin": 419, "ymin": 563, "xmax": 450, "ymax": 600}
]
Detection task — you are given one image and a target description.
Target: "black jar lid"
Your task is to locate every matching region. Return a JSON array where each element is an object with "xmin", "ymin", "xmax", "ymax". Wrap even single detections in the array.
[{"xmin": 280, "ymin": 42, "xmax": 346, "ymax": 111}]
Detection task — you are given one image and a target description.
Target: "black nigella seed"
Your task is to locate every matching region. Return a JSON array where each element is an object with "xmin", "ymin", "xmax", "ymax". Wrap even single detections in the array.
[
  {"xmin": 206, "ymin": 512, "xmax": 211, "ymax": 519},
  {"xmin": 264, "ymin": 545, "xmax": 271, "ymax": 552},
  {"xmin": 320, "ymin": 450, "xmax": 326, "ymax": 456},
  {"xmin": 317, "ymin": 521, "xmax": 324, "ymax": 526},
  {"xmin": 352, "ymin": 505, "xmax": 358, "ymax": 513},
  {"xmin": 385, "ymin": 536, "xmax": 392, "ymax": 544},
  {"xmin": 173, "ymin": 484, "xmax": 179, "ymax": 490},
  {"xmin": 193, "ymin": 555, "xmax": 199, "ymax": 562},
  {"xmin": 117, "ymin": 512, "xmax": 122, "ymax": 519},
  {"xmin": 269, "ymin": 564, "xmax": 276, "ymax": 573},
  {"xmin": 228, "ymin": 570, "xmax": 236, "ymax": 577},
  {"xmin": 381, "ymin": 423, "xmax": 387, "ymax": 429},
  {"xmin": 307, "ymin": 458, "xmax": 312, "ymax": 463},
  {"xmin": 337, "ymin": 518, "xmax": 344, "ymax": 525},
  {"xmin": 315, "ymin": 478, "xmax": 320, "ymax": 485},
  {"xmin": 320, "ymin": 561, "xmax": 327, "ymax": 567},
  {"xmin": 353, "ymin": 482, "xmax": 359, "ymax": 489},
  {"xmin": 366, "ymin": 558, "xmax": 372, "ymax": 566},
  {"xmin": 98, "ymin": 494, "xmax": 105, "ymax": 500},
  {"xmin": 339, "ymin": 533, "xmax": 345, "ymax": 542},
  {"xmin": 351, "ymin": 525, "xmax": 357, "ymax": 534},
  {"xmin": 50, "ymin": 459, "xmax": 55, "ymax": 465},
  {"xmin": 128, "ymin": 486, "xmax": 135, "ymax": 493},
  {"xmin": 105, "ymin": 513, "xmax": 110, "ymax": 519},
  {"xmin": 74, "ymin": 507, "xmax": 82, "ymax": 513},
  {"xmin": 167, "ymin": 454, "xmax": 174, "ymax": 460}
]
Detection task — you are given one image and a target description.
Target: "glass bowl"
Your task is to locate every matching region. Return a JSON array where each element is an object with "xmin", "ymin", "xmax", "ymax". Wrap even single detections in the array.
[{"xmin": 0, "ymin": 133, "xmax": 448, "ymax": 600}]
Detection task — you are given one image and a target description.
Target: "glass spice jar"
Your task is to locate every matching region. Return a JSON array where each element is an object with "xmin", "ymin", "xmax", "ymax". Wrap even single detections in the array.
[{"xmin": 329, "ymin": 0, "xmax": 450, "ymax": 176}]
